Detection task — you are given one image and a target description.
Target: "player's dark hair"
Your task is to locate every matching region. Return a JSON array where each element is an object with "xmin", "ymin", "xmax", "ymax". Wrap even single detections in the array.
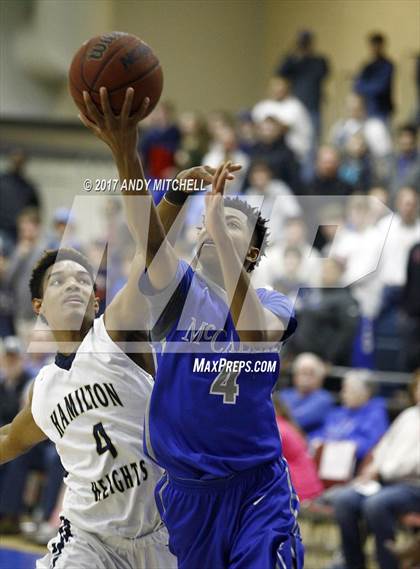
[
  {"xmin": 29, "ymin": 248, "xmax": 96, "ymax": 299},
  {"xmin": 223, "ymin": 197, "xmax": 269, "ymax": 272}
]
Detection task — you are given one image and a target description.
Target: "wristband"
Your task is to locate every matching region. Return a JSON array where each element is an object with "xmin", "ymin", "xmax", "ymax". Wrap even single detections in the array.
[{"xmin": 164, "ymin": 181, "xmax": 189, "ymax": 205}]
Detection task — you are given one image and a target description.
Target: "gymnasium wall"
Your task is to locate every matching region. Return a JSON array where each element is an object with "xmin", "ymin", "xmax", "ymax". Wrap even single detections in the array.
[
  {"xmin": 0, "ymin": 0, "xmax": 418, "ymax": 125},
  {"xmin": 263, "ymin": 0, "xmax": 420, "ymax": 127},
  {"xmin": 111, "ymin": 0, "xmax": 266, "ymax": 115}
]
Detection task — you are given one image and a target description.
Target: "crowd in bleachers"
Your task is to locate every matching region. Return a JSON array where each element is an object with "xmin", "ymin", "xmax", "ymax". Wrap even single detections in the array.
[{"xmin": 0, "ymin": 29, "xmax": 419, "ymax": 568}]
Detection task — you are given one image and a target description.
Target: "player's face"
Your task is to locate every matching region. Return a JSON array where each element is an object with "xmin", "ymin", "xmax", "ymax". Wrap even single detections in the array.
[
  {"xmin": 34, "ymin": 260, "xmax": 98, "ymax": 332},
  {"xmin": 197, "ymin": 207, "xmax": 259, "ymax": 273}
]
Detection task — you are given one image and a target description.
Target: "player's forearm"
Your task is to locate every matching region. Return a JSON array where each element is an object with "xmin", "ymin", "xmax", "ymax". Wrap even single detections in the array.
[
  {"xmin": 114, "ymin": 150, "xmax": 166, "ymax": 263},
  {"xmin": 0, "ymin": 435, "xmax": 31, "ymax": 465},
  {"xmin": 157, "ymin": 199, "xmax": 183, "ymax": 240},
  {"xmin": 114, "ymin": 150, "xmax": 179, "ymax": 290},
  {"xmin": 213, "ymin": 233, "xmax": 267, "ymax": 342}
]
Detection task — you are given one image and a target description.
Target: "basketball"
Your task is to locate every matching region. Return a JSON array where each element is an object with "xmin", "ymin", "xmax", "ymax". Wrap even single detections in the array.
[{"xmin": 68, "ymin": 32, "xmax": 163, "ymax": 118}]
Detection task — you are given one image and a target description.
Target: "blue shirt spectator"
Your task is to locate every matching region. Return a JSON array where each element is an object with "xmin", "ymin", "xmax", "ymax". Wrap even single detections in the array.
[
  {"xmin": 312, "ymin": 370, "xmax": 389, "ymax": 460},
  {"xmin": 281, "ymin": 352, "xmax": 334, "ymax": 436},
  {"xmin": 354, "ymin": 33, "xmax": 394, "ymax": 120}
]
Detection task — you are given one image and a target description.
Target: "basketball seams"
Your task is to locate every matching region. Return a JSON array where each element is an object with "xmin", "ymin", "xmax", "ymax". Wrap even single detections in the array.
[
  {"xmin": 89, "ymin": 42, "xmax": 129, "ymax": 91},
  {"xmin": 107, "ymin": 60, "xmax": 161, "ymax": 94}
]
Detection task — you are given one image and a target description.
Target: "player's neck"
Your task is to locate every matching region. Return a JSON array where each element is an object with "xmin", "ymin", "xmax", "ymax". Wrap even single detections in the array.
[
  {"xmin": 199, "ymin": 265, "xmax": 226, "ymax": 291},
  {"xmin": 51, "ymin": 322, "xmax": 92, "ymax": 355}
]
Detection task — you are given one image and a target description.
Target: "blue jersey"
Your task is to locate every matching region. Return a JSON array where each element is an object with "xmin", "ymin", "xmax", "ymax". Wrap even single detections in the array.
[{"xmin": 140, "ymin": 260, "xmax": 297, "ymax": 479}]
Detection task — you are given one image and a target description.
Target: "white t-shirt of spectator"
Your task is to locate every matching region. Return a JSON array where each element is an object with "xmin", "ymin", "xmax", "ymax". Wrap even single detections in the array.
[
  {"xmin": 376, "ymin": 214, "xmax": 420, "ymax": 287},
  {"xmin": 252, "ymin": 97, "xmax": 313, "ymax": 160},
  {"xmin": 329, "ymin": 225, "xmax": 384, "ymax": 317},
  {"xmin": 330, "ymin": 117, "xmax": 392, "ymax": 158},
  {"xmin": 373, "ymin": 405, "xmax": 420, "ymax": 482}
]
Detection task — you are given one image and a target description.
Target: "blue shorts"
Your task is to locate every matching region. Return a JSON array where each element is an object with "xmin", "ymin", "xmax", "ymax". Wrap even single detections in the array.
[{"xmin": 155, "ymin": 459, "xmax": 304, "ymax": 569}]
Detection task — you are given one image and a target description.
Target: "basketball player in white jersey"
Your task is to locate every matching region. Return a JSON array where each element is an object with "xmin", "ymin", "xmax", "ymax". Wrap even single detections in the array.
[
  {"xmin": 0, "ymin": 92, "xmax": 197, "ymax": 569},
  {"xmin": 0, "ymin": 247, "xmax": 178, "ymax": 569}
]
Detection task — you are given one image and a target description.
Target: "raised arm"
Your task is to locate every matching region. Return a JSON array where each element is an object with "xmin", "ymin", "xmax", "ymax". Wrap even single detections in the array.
[
  {"xmin": 0, "ymin": 387, "xmax": 47, "ymax": 465},
  {"xmin": 80, "ymin": 88, "xmax": 178, "ymax": 292},
  {"xmin": 204, "ymin": 163, "xmax": 284, "ymax": 343}
]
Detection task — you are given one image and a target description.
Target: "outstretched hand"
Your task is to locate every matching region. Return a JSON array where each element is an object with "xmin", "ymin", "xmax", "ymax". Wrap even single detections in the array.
[
  {"xmin": 204, "ymin": 161, "xmax": 232, "ymax": 239},
  {"xmin": 177, "ymin": 163, "xmax": 242, "ymax": 189},
  {"xmin": 78, "ymin": 87, "xmax": 150, "ymax": 159}
]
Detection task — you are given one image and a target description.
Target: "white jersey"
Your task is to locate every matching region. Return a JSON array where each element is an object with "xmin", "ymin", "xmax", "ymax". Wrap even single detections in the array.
[{"xmin": 32, "ymin": 316, "xmax": 163, "ymax": 539}]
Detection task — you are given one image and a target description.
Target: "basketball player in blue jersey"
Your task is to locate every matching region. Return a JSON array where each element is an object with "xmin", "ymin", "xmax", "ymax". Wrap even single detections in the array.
[{"xmin": 80, "ymin": 88, "xmax": 304, "ymax": 568}]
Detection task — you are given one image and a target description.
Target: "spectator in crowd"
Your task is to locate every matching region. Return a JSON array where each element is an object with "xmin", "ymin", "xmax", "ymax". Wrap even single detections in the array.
[
  {"xmin": 0, "ymin": 377, "xmax": 64, "ymax": 538},
  {"xmin": 277, "ymin": 29, "xmax": 329, "ymax": 140},
  {"xmin": 201, "ymin": 120, "xmax": 249, "ymax": 194},
  {"xmin": 308, "ymin": 146, "xmax": 353, "ymax": 196},
  {"xmin": 0, "ymin": 335, "xmax": 32, "ymax": 524},
  {"xmin": 332, "ymin": 371, "xmax": 420, "ymax": 569},
  {"xmin": 328, "ymin": 195, "xmax": 390, "ymax": 367},
  {"xmin": 4, "ymin": 208, "xmax": 45, "ymax": 342},
  {"xmin": 139, "ymin": 101, "xmax": 181, "ymax": 179},
  {"xmin": 24, "ymin": 328, "xmax": 55, "ymax": 379},
  {"xmin": 0, "ymin": 150, "xmax": 40, "ymax": 247},
  {"xmin": 244, "ymin": 161, "xmax": 301, "ymax": 245},
  {"xmin": 389, "ymin": 124, "xmax": 419, "ymax": 198},
  {"xmin": 0, "ymin": 240, "xmax": 14, "ymax": 337},
  {"xmin": 0, "ymin": 336, "xmax": 31, "ymax": 428},
  {"xmin": 102, "ymin": 197, "xmax": 134, "ymax": 260},
  {"xmin": 247, "ymin": 117, "xmax": 302, "ymax": 193},
  {"xmin": 400, "ymin": 242, "xmax": 420, "ymax": 371},
  {"xmin": 273, "ymin": 395, "xmax": 324, "ymax": 502},
  {"xmin": 338, "ymin": 133, "xmax": 373, "ymax": 193},
  {"xmin": 374, "ymin": 187, "xmax": 419, "ymax": 369},
  {"xmin": 182, "ymin": 121, "xmax": 249, "ymax": 243},
  {"xmin": 236, "ymin": 110, "xmax": 257, "ymax": 154},
  {"xmin": 377, "ymin": 186, "xmax": 420, "ymax": 315},
  {"xmin": 281, "ymin": 352, "xmax": 334, "ymax": 438},
  {"xmin": 175, "ymin": 111, "xmax": 209, "ymax": 171},
  {"xmin": 329, "ymin": 93, "xmax": 392, "ymax": 160},
  {"xmin": 205, "ymin": 110, "xmax": 233, "ymax": 148},
  {"xmin": 253, "ymin": 216, "xmax": 321, "ymax": 292},
  {"xmin": 252, "ymin": 75, "xmax": 313, "ymax": 162},
  {"xmin": 46, "ymin": 207, "xmax": 82, "ymax": 251},
  {"xmin": 354, "ymin": 32, "xmax": 394, "ymax": 121},
  {"xmin": 315, "ymin": 203, "xmax": 346, "ymax": 256},
  {"xmin": 367, "ymin": 186, "xmax": 389, "ymax": 225},
  {"xmin": 0, "ymin": 438, "xmax": 64, "ymax": 539},
  {"xmin": 330, "ymin": 195, "xmax": 385, "ymax": 320},
  {"xmin": 269, "ymin": 245, "xmax": 308, "ymax": 299},
  {"xmin": 312, "ymin": 369, "xmax": 389, "ymax": 461},
  {"xmin": 289, "ymin": 257, "xmax": 360, "ymax": 365}
]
